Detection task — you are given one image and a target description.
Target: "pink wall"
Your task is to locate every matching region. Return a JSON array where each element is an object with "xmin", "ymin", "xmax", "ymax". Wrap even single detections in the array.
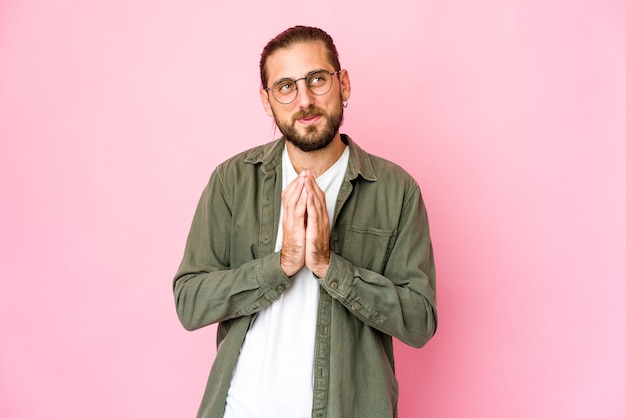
[{"xmin": 1, "ymin": 1, "xmax": 625, "ymax": 417}]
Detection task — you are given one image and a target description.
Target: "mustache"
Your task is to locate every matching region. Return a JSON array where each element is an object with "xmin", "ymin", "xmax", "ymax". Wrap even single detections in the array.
[{"xmin": 292, "ymin": 107, "xmax": 324, "ymax": 122}]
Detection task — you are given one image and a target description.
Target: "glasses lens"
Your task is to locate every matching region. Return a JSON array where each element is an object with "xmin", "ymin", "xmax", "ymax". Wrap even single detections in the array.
[
  {"xmin": 272, "ymin": 79, "xmax": 297, "ymax": 104},
  {"xmin": 307, "ymin": 70, "xmax": 333, "ymax": 96},
  {"xmin": 269, "ymin": 70, "xmax": 336, "ymax": 104}
]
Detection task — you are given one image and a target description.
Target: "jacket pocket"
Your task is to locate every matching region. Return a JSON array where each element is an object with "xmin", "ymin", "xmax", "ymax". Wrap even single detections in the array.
[{"xmin": 342, "ymin": 225, "xmax": 397, "ymax": 273}]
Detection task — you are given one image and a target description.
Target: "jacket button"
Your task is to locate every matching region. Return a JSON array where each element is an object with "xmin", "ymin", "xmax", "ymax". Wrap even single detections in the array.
[
  {"xmin": 330, "ymin": 282, "xmax": 338, "ymax": 289},
  {"xmin": 277, "ymin": 285, "xmax": 285, "ymax": 292}
]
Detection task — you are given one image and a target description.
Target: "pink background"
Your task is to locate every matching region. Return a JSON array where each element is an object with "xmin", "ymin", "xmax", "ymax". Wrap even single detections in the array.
[{"xmin": 1, "ymin": 1, "xmax": 625, "ymax": 417}]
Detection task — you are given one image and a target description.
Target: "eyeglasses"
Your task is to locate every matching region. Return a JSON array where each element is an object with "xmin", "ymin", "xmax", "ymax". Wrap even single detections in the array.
[{"xmin": 265, "ymin": 69, "xmax": 341, "ymax": 105}]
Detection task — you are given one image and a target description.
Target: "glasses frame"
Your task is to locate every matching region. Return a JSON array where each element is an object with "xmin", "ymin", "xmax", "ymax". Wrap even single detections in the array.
[{"xmin": 264, "ymin": 69, "xmax": 342, "ymax": 105}]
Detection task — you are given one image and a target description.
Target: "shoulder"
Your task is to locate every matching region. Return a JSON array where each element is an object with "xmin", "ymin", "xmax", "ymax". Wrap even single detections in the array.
[
  {"xmin": 370, "ymin": 153, "xmax": 416, "ymax": 183},
  {"xmin": 346, "ymin": 135, "xmax": 419, "ymax": 193},
  {"xmin": 212, "ymin": 138, "xmax": 284, "ymax": 179},
  {"xmin": 219, "ymin": 139, "xmax": 282, "ymax": 169}
]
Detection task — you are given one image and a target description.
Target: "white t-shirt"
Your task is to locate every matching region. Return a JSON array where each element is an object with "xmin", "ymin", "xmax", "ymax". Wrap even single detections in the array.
[{"xmin": 224, "ymin": 145, "xmax": 349, "ymax": 418}]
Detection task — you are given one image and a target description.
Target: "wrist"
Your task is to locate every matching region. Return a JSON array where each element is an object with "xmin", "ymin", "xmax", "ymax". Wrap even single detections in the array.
[
  {"xmin": 311, "ymin": 256, "xmax": 330, "ymax": 279},
  {"xmin": 280, "ymin": 248, "xmax": 300, "ymax": 277}
]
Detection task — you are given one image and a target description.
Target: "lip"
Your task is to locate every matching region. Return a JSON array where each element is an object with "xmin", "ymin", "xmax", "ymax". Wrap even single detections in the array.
[{"xmin": 296, "ymin": 114, "xmax": 322, "ymax": 125}]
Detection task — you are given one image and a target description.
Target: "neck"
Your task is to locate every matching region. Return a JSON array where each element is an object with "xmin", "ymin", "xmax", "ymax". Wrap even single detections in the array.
[{"xmin": 286, "ymin": 134, "xmax": 346, "ymax": 177}]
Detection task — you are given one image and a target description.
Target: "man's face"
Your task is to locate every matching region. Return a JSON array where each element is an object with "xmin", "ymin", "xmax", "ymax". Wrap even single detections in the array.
[{"xmin": 261, "ymin": 41, "xmax": 350, "ymax": 152}]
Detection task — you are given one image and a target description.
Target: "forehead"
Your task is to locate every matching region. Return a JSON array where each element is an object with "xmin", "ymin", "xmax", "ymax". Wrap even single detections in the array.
[{"xmin": 265, "ymin": 41, "xmax": 332, "ymax": 82}]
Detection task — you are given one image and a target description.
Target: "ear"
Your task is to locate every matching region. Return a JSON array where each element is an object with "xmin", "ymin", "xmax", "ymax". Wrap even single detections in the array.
[
  {"xmin": 259, "ymin": 88, "xmax": 274, "ymax": 117},
  {"xmin": 339, "ymin": 69, "xmax": 351, "ymax": 102}
]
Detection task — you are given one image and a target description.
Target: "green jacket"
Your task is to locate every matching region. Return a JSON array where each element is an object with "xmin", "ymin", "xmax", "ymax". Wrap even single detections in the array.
[{"xmin": 174, "ymin": 135, "xmax": 437, "ymax": 418}]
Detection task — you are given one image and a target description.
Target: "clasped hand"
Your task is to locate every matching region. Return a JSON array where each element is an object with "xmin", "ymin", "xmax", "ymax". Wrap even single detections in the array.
[{"xmin": 280, "ymin": 170, "xmax": 330, "ymax": 278}]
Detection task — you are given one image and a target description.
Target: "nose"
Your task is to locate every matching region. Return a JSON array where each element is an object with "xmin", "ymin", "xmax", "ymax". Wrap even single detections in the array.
[{"xmin": 295, "ymin": 79, "xmax": 315, "ymax": 109}]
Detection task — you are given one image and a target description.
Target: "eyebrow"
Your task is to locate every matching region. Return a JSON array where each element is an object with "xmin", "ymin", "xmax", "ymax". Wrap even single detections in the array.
[{"xmin": 271, "ymin": 69, "xmax": 330, "ymax": 84}]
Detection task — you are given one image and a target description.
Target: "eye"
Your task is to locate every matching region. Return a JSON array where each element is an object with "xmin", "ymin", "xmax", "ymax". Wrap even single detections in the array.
[
  {"xmin": 275, "ymin": 80, "xmax": 295, "ymax": 93},
  {"xmin": 308, "ymin": 72, "xmax": 328, "ymax": 86}
]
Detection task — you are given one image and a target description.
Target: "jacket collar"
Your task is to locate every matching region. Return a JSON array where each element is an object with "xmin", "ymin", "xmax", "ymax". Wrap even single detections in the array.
[{"xmin": 244, "ymin": 134, "xmax": 377, "ymax": 182}]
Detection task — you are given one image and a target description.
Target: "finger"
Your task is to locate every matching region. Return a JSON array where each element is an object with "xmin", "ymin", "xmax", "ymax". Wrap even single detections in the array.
[
  {"xmin": 282, "ymin": 176, "xmax": 307, "ymax": 220},
  {"xmin": 303, "ymin": 176, "xmax": 327, "ymax": 216},
  {"xmin": 282, "ymin": 173, "xmax": 306, "ymax": 205}
]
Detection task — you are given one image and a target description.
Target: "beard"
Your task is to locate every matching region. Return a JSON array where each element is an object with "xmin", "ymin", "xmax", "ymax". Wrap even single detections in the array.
[{"xmin": 274, "ymin": 101, "xmax": 344, "ymax": 152}]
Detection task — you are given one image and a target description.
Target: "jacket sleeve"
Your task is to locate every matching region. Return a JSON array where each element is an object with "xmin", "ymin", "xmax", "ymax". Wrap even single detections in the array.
[
  {"xmin": 320, "ymin": 182, "xmax": 437, "ymax": 348},
  {"xmin": 173, "ymin": 167, "xmax": 291, "ymax": 331}
]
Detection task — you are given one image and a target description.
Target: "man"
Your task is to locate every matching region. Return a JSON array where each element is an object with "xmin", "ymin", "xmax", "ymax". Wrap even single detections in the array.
[{"xmin": 174, "ymin": 26, "xmax": 437, "ymax": 418}]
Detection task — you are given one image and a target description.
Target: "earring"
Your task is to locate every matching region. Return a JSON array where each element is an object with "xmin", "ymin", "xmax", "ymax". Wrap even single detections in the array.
[{"xmin": 342, "ymin": 100, "xmax": 349, "ymax": 108}]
